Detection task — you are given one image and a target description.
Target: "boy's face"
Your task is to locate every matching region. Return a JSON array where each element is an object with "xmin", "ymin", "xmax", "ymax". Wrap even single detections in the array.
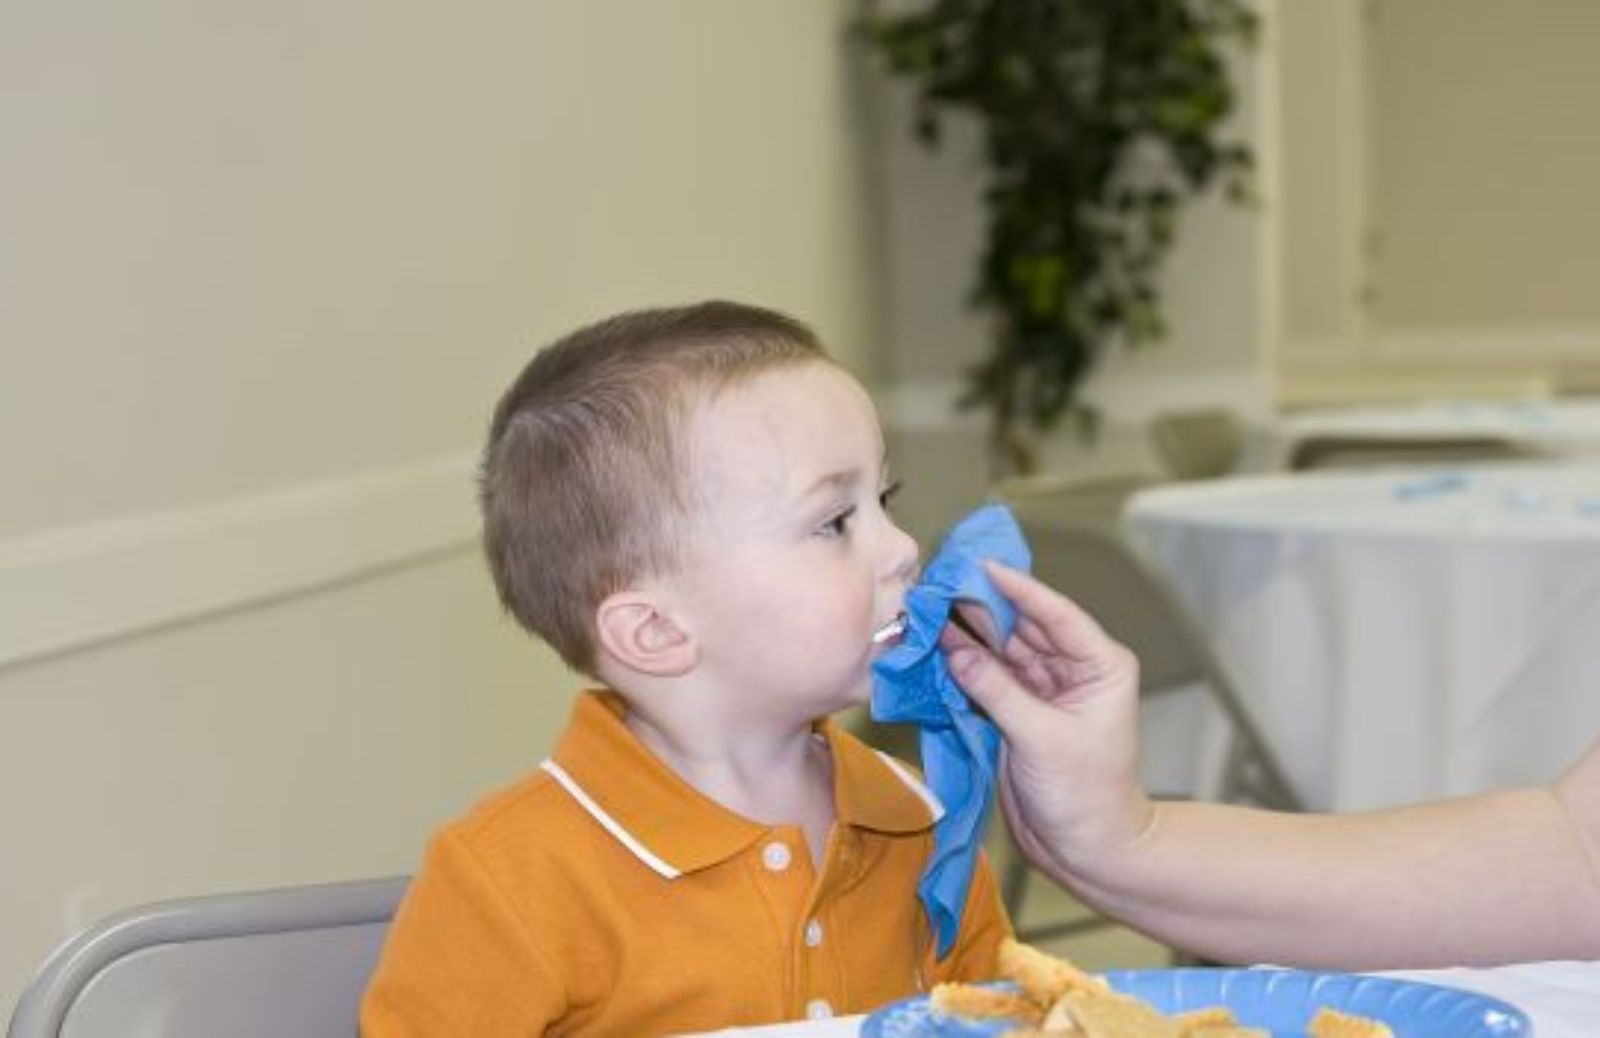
[{"xmin": 666, "ymin": 361, "xmax": 918, "ymax": 722}]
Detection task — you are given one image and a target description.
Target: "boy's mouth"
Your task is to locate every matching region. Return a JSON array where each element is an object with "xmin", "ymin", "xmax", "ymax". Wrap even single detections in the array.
[{"xmin": 871, "ymin": 613, "xmax": 907, "ymax": 647}]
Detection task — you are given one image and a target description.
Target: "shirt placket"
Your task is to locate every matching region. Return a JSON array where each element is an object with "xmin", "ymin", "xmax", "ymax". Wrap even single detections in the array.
[
  {"xmin": 752, "ymin": 822, "xmax": 863, "ymax": 1022},
  {"xmin": 792, "ymin": 826, "xmax": 859, "ymax": 1022}
]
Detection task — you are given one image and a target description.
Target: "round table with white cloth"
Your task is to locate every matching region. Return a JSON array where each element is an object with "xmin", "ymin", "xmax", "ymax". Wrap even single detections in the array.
[
  {"xmin": 1243, "ymin": 398, "xmax": 1600, "ymax": 470},
  {"xmin": 1123, "ymin": 460, "xmax": 1600, "ymax": 812}
]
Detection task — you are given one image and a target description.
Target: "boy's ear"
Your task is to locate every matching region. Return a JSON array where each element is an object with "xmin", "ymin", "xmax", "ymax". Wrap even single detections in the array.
[{"xmin": 593, "ymin": 590, "xmax": 696, "ymax": 677}]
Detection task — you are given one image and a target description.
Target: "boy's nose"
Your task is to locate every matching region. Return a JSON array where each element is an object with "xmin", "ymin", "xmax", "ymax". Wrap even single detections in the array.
[{"xmin": 883, "ymin": 520, "xmax": 920, "ymax": 586}]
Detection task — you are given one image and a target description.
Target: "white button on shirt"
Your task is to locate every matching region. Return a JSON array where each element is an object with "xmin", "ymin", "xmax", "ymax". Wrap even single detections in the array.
[
  {"xmin": 804, "ymin": 919, "xmax": 824, "ymax": 948},
  {"xmin": 761, "ymin": 841, "xmax": 792, "ymax": 872},
  {"xmin": 804, "ymin": 998, "xmax": 833, "ymax": 1020}
]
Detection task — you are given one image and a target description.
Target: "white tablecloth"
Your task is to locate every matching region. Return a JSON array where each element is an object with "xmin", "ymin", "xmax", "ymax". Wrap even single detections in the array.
[
  {"xmin": 1124, "ymin": 461, "xmax": 1600, "ymax": 812},
  {"xmin": 1243, "ymin": 399, "xmax": 1600, "ymax": 471},
  {"xmin": 688, "ymin": 962, "xmax": 1600, "ymax": 1036}
]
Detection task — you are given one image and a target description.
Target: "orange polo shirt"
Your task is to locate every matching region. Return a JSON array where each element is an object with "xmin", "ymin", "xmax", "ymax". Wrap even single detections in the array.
[{"xmin": 360, "ymin": 691, "xmax": 1011, "ymax": 1036}]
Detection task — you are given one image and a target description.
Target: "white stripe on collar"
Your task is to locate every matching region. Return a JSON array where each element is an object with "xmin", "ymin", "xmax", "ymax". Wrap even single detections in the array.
[
  {"xmin": 874, "ymin": 751, "xmax": 947, "ymax": 823},
  {"xmin": 539, "ymin": 759, "xmax": 681, "ymax": 880}
]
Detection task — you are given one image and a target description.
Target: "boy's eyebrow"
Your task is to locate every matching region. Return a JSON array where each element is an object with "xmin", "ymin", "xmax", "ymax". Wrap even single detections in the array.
[
  {"xmin": 795, "ymin": 469, "xmax": 861, "ymax": 503},
  {"xmin": 794, "ymin": 454, "xmax": 892, "ymax": 503}
]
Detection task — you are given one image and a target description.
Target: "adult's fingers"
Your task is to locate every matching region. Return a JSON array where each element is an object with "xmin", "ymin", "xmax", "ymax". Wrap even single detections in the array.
[
  {"xmin": 987, "ymin": 562, "xmax": 1120, "ymax": 658},
  {"xmin": 945, "ymin": 637, "xmax": 1056, "ymax": 739},
  {"xmin": 938, "ymin": 611, "xmax": 991, "ymax": 650},
  {"xmin": 1011, "ymin": 614, "xmax": 1109, "ymax": 665},
  {"xmin": 941, "ymin": 604, "xmax": 1046, "ymax": 681},
  {"xmin": 952, "ymin": 600, "xmax": 1002, "ymax": 652}
]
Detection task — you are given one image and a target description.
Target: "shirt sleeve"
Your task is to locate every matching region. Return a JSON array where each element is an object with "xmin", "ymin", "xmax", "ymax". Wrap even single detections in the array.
[
  {"xmin": 360, "ymin": 828, "xmax": 566, "ymax": 1037},
  {"xmin": 926, "ymin": 847, "xmax": 1014, "ymax": 983}
]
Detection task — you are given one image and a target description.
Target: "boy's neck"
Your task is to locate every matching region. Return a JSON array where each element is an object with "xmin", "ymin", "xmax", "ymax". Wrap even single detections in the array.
[{"xmin": 621, "ymin": 699, "xmax": 838, "ymax": 864}]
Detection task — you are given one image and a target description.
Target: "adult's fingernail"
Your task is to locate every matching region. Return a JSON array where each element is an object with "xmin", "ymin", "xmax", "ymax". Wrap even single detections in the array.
[{"xmin": 948, "ymin": 646, "xmax": 981, "ymax": 679}]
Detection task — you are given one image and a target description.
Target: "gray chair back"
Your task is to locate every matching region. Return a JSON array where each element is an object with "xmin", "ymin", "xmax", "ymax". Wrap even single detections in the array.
[
  {"xmin": 1148, "ymin": 407, "xmax": 1245, "ymax": 480},
  {"xmin": 1554, "ymin": 361, "xmax": 1600, "ymax": 397},
  {"xmin": 1025, "ymin": 522, "xmax": 1201, "ymax": 694},
  {"xmin": 993, "ymin": 471, "xmax": 1165, "ymax": 538},
  {"xmin": 7, "ymin": 876, "xmax": 407, "ymax": 1038}
]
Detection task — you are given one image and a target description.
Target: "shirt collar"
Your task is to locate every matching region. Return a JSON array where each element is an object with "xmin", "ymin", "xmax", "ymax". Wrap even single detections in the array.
[{"xmin": 547, "ymin": 691, "xmax": 939, "ymax": 877}]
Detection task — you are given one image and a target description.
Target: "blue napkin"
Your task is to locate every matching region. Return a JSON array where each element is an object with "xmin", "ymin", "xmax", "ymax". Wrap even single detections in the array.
[{"xmin": 870, "ymin": 502, "xmax": 1031, "ymax": 958}]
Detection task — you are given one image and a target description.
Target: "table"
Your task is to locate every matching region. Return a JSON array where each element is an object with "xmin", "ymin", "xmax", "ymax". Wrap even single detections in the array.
[
  {"xmin": 1242, "ymin": 398, "xmax": 1600, "ymax": 471},
  {"xmin": 1123, "ymin": 461, "xmax": 1600, "ymax": 811},
  {"xmin": 686, "ymin": 962, "xmax": 1600, "ymax": 1037}
]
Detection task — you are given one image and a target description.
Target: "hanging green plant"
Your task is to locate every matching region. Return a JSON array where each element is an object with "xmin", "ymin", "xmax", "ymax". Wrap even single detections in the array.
[{"xmin": 863, "ymin": 0, "xmax": 1258, "ymax": 474}]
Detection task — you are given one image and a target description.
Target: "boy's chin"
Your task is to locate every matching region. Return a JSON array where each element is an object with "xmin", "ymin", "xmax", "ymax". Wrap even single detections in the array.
[
  {"xmin": 805, "ymin": 664, "xmax": 874, "ymax": 716},
  {"xmin": 811, "ymin": 679, "xmax": 871, "ymax": 718}
]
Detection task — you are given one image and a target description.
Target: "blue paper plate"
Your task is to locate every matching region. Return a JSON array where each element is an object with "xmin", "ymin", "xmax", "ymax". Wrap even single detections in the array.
[{"xmin": 861, "ymin": 969, "xmax": 1531, "ymax": 1037}]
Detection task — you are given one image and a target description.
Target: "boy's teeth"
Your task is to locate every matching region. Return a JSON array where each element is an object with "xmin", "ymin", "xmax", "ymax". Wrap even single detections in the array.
[{"xmin": 872, "ymin": 615, "xmax": 907, "ymax": 644}]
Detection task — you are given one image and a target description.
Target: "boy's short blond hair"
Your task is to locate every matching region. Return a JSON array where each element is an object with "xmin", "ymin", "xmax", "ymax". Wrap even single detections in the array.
[{"xmin": 479, "ymin": 301, "xmax": 828, "ymax": 673}]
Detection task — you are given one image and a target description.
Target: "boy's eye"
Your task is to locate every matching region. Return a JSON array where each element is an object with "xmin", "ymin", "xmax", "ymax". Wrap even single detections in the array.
[
  {"xmin": 820, "ymin": 506, "xmax": 856, "ymax": 538},
  {"xmin": 818, "ymin": 481, "xmax": 901, "ymax": 539}
]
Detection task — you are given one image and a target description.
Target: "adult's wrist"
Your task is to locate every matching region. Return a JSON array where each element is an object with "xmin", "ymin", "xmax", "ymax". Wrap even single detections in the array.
[
  {"xmin": 1050, "ymin": 787, "xmax": 1162, "ymax": 912},
  {"xmin": 1023, "ymin": 780, "xmax": 1156, "ymax": 898}
]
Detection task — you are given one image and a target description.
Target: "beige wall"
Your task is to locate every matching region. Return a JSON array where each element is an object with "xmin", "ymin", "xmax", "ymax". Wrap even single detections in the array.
[
  {"xmin": 1370, "ymin": 0, "xmax": 1600, "ymax": 331},
  {"xmin": 0, "ymin": 0, "xmax": 887, "ymax": 1014},
  {"xmin": 0, "ymin": 0, "xmax": 886, "ymax": 539},
  {"xmin": 1277, "ymin": 0, "xmax": 1600, "ymax": 399},
  {"xmin": 1278, "ymin": 0, "xmax": 1364, "ymax": 351}
]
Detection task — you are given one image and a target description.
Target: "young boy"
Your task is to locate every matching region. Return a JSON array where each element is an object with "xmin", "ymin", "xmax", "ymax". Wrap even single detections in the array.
[{"xmin": 360, "ymin": 302, "xmax": 1011, "ymax": 1036}]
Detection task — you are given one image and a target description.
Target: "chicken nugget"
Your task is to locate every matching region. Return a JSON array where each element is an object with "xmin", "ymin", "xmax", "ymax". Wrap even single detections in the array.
[
  {"xmin": 930, "ymin": 982, "xmax": 1042, "ymax": 1025},
  {"xmin": 998, "ymin": 938, "xmax": 1109, "ymax": 1007},
  {"xmin": 1174, "ymin": 1007, "xmax": 1236, "ymax": 1029},
  {"xmin": 1307, "ymin": 1007, "xmax": 1394, "ymax": 1038},
  {"xmin": 1054, "ymin": 988, "xmax": 1183, "ymax": 1038}
]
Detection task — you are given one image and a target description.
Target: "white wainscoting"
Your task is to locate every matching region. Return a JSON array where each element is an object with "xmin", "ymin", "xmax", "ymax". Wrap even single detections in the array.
[{"xmin": 0, "ymin": 453, "xmax": 480, "ymax": 673}]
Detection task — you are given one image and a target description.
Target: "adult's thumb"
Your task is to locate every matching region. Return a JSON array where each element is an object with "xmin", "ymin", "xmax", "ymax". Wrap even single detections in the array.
[{"xmin": 947, "ymin": 645, "xmax": 1039, "ymax": 740}]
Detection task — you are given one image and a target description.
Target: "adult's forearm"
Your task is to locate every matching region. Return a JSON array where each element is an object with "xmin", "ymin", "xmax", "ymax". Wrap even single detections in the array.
[{"xmin": 1056, "ymin": 789, "xmax": 1600, "ymax": 970}]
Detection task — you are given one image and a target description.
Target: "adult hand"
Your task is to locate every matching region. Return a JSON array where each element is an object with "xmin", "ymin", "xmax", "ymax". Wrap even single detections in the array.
[{"xmin": 944, "ymin": 562, "xmax": 1152, "ymax": 881}]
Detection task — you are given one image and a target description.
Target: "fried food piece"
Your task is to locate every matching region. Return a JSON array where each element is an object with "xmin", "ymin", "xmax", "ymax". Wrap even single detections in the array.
[
  {"xmin": 998, "ymin": 937, "xmax": 1109, "ymax": 1007},
  {"xmin": 930, "ymin": 982, "xmax": 1042, "ymax": 1025},
  {"xmin": 1173, "ymin": 1008, "xmax": 1235, "ymax": 1029},
  {"xmin": 1053, "ymin": 987, "xmax": 1184, "ymax": 1038},
  {"xmin": 1039, "ymin": 993, "xmax": 1080, "ymax": 1032},
  {"xmin": 1171, "ymin": 1007, "xmax": 1268, "ymax": 1037},
  {"xmin": 1307, "ymin": 1007, "xmax": 1395, "ymax": 1038}
]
